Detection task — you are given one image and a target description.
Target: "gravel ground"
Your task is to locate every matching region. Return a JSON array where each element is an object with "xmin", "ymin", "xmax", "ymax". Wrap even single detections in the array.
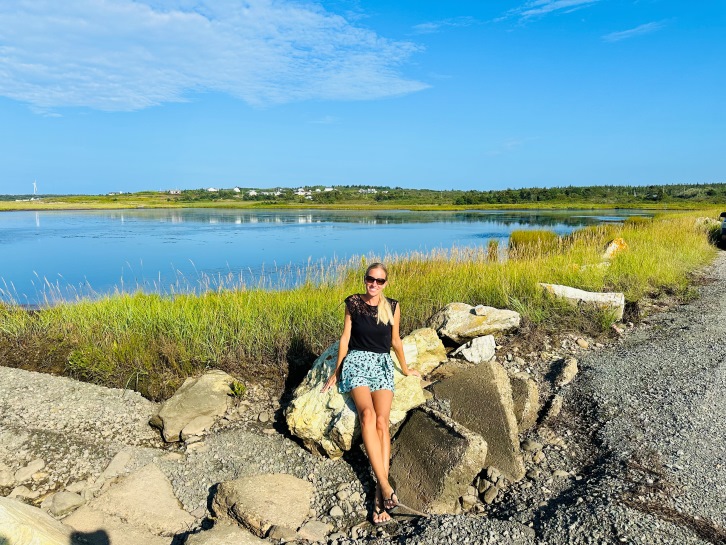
[{"xmin": 2, "ymin": 252, "xmax": 725, "ymax": 544}]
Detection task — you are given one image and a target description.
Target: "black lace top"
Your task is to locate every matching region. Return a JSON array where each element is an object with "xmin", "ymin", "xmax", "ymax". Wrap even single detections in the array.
[{"xmin": 345, "ymin": 294, "xmax": 398, "ymax": 354}]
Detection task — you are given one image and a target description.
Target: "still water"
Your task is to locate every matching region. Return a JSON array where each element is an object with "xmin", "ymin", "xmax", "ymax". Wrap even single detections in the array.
[{"xmin": 1, "ymin": 208, "xmax": 649, "ymax": 304}]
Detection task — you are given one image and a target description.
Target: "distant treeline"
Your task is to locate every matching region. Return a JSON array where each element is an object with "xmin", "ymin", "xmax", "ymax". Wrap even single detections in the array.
[{"xmin": 175, "ymin": 183, "xmax": 726, "ymax": 206}]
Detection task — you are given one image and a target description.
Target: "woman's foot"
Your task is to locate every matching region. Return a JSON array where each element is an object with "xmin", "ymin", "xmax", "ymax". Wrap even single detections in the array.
[{"xmin": 372, "ymin": 485, "xmax": 392, "ymax": 526}]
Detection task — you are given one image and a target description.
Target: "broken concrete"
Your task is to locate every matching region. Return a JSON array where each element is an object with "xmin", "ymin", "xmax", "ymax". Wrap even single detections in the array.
[
  {"xmin": 389, "ymin": 407, "xmax": 488, "ymax": 514},
  {"xmin": 431, "ymin": 360, "xmax": 525, "ymax": 481},
  {"xmin": 509, "ymin": 372, "xmax": 540, "ymax": 432},
  {"xmin": 451, "ymin": 335, "xmax": 496, "ymax": 364}
]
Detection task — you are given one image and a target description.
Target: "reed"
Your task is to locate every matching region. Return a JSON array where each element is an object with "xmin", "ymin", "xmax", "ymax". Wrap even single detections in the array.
[{"xmin": 0, "ymin": 212, "xmax": 717, "ymax": 400}]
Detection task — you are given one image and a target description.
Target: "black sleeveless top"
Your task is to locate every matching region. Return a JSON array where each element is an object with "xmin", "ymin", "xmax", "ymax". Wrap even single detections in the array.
[{"xmin": 345, "ymin": 294, "xmax": 398, "ymax": 354}]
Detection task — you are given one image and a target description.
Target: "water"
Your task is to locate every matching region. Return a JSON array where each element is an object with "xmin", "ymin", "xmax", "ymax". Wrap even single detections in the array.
[{"xmin": 0, "ymin": 208, "xmax": 649, "ymax": 305}]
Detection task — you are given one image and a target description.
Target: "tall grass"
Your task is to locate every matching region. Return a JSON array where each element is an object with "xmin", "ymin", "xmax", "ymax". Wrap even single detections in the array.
[{"xmin": 0, "ymin": 212, "xmax": 717, "ymax": 400}]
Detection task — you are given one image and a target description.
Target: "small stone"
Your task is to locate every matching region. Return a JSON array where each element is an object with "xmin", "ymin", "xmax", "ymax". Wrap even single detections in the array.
[
  {"xmin": 297, "ymin": 520, "xmax": 331, "ymax": 542},
  {"xmin": 461, "ymin": 494, "xmax": 478, "ymax": 510},
  {"xmin": 526, "ymin": 469, "xmax": 540, "ymax": 480},
  {"xmin": 477, "ymin": 479, "xmax": 492, "ymax": 494},
  {"xmin": 329, "ymin": 505, "xmax": 344, "ymax": 518},
  {"xmin": 9, "ymin": 485, "xmax": 40, "ymax": 500},
  {"xmin": 486, "ymin": 467, "xmax": 501, "ymax": 482},
  {"xmin": 32, "ymin": 472, "xmax": 49, "ymax": 482},
  {"xmin": 0, "ymin": 470, "xmax": 16, "ymax": 488},
  {"xmin": 14, "ymin": 459, "xmax": 45, "ymax": 483},
  {"xmin": 49, "ymin": 491, "xmax": 85, "ymax": 517},
  {"xmin": 521, "ymin": 439, "xmax": 543, "ymax": 453},
  {"xmin": 268, "ymin": 525, "xmax": 298, "ymax": 541},
  {"xmin": 533, "ymin": 451, "xmax": 546, "ymax": 464},
  {"xmin": 576, "ymin": 338, "xmax": 589, "ymax": 349},
  {"xmin": 336, "ymin": 490, "xmax": 350, "ymax": 501},
  {"xmin": 161, "ymin": 452, "xmax": 185, "ymax": 462},
  {"xmin": 556, "ymin": 358, "xmax": 579, "ymax": 387},
  {"xmin": 263, "ymin": 428, "xmax": 276, "ymax": 435},
  {"xmin": 258, "ymin": 412, "xmax": 270, "ymax": 423},
  {"xmin": 553, "ymin": 470, "xmax": 570, "ymax": 479},
  {"xmin": 65, "ymin": 480, "xmax": 87, "ymax": 493}
]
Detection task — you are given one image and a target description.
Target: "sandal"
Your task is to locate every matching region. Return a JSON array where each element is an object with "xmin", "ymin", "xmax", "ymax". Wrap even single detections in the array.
[
  {"xmin": 371, "ymin": 506, "xmax": 393, "ymax": 527},
  {"xmin": 383, "ymin": 489, "xmax": 399, "ymax": 511}
]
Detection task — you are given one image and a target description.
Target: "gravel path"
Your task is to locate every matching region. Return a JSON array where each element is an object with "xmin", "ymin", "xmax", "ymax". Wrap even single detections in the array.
[{"xmin": 1, "ymin": 252, "xmax": 725, "ymax": 544}]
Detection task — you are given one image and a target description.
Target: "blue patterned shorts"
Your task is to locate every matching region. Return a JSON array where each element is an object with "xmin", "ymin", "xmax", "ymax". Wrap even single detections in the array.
[{"xmin": 339, "ymin": 350, "xmax": 395, "ymax": 393}]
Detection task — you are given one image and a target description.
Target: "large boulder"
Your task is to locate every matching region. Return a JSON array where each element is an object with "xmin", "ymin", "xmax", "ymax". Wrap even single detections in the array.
[
  {"xmin": 389, "ymin": 407, "xmax": 488, "ymax": 514},
  {"xmin": 539, "ymin": 283, "xmax": 625, "ymax": 322},
  {"xmin": 392, "ymin": 328, "xmax": 447, "ymax": 376},
  {"xmin": 149, "ymin": 370, "xmax": 235, "ymax": 442},
  {"xmin": 0, "ymin": 496, "xmax": 80, "ymax": 545},
  {"xmin": 427, "ymin": 303, "xmax": 520, "ymax": 344},
  {"xmin": 430, "ymin": 360, "xmax": 525, "ymax": 481},
  {"xmin": 63, "ymin": 463, "xmax": 194, "ymax": 538},
  {"xmin": 285, "ymin": 341, "xmax": 426, "ymax": 458},
  {"xmin": 212, "ymin": 474, "xmax": 312, "ymax": 538}
]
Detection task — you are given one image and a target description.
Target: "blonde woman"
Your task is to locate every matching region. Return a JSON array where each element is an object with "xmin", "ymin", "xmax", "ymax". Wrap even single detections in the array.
[{"xmin": 321, "ymin": 262, "xmax": 420, "ymax": 526}]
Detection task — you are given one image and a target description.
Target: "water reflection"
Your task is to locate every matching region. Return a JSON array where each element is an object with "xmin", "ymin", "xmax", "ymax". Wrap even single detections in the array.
[{"xmin": 0, "ymin": 208, "xmax": 651, "ymax": 305}]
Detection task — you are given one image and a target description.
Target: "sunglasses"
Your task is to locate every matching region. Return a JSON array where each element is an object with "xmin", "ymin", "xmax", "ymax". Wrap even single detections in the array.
[{"xmin": 364, "ymin": 275, "xmax": 387, "ymax": 286}]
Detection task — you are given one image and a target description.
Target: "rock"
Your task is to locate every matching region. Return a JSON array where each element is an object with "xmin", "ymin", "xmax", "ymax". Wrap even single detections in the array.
[
  {"xmin": 9, "ymin": 485, "xmax": 40, "ymax": 500},
  {"xmin": 268, "ymin": 525, "xmax": 298, "ymax": 541},
  {"xmin": 526, "ymin": 469, "xmax": 540, "ymax": 480},
  {"xmin": 451, "ymin": 335, "xmax": 496, "ymax": 364},
  {"xmin": 181, "ymin": 415, "xmax": 216, "ymax": 440},
  {"xmin": 63, "ymin": 505, "xmax": 170, "ymax": 545},
  {"xmin": 285, "ymin": 341, "xmax": 426, "ymax": 458},
  {"xmin": 509, "ymin": 372, "xmax": 539, "ymax": 432},
  {"xmin": 540, "ymin": 283, "xmax": 625, "ymax": 322},
  {"xmin": 461, "ymin": 494, "xmax": 478, "ymax": 510},
  {"xmin": 186, "ymin": 522, "xmax": 267, "ymax": 545},
  {"xmin": 533, "ymin": 450, "xmax": 546, "ymax": 464},
  {"xmin": 482, "ymin": 486, "xmax": 499, "ymax": 504},
  {"xmin": 427, "ymin": 303, "xmax": 521, "ymax": 344},
  {"xmin": 553, "ymin": 470, "xmax": 570, "ymax": 479},
  {"xmin": 602, "ymin": 237, "xmax": 628, "ymax": 260},
  {"xmin": 391, "ymin": 327, "xmax": 448, "ymax": 376},
  {"xmin": 521, "ymin": 439, "xmax": 542, "ymax": 453},
  {"xmin": 49, "ymin": 491, "xmax": 85, "ymax": 517},
  {"xmin": 14, "ymin": 458, "xmax": 45, "ymax": 483},
  {"xmin": 542, "ymin": 395, "xmax": 564, "ymax": 422},
  {"xmin": 576, "ymin": 338, "xmax": 589, "ymax": 349},
  {"xmin": 298, "ymin": 520, "xmax": 332, "ymax": 542},
  {"xmin": 64, "ymin": 463, "xmax": 194, "ymax": 536},
  {"xmin": 0, "ymin": 468, "xmax": 15, "ymax": 487},
  {"xmin": 389, "ymin": 407, "xmax": 488, "ymax": 514},
  {"xmin": 0, "ymin": 496, "xmax": 81, "ymax": 545},
  {"xmin": 99, "ymin": 448, "xmax": 134, "ymax": 481},
  {"xmin": 556, "ymin": 357, "xmax": 579, "ymax": 387},
  {"xmin": 329, "ymin": 505, "xmax": 344, "ymax": 518},
  {"xmin": 430, "ymin": 360, "xmax": 525, "ymax": 481},
  {"xmin": 212, "ymin": 474, "xmax": 312, "ymax": 538},
  {"xmin": 149, "ymin": 370, "xmax": 235, "ymax": 442}
]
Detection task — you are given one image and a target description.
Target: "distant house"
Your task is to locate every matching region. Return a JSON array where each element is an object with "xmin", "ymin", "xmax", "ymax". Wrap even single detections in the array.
[
  {"xmin": 168, "ymin": 189, "xmax": 181, "ymax": 195},
  {"xmin": 248, "ymin": 190, "xmax": 258, "ymax": 196},
  {"xmin": 358, "ymin": 188, "xmax": 378, "ymax": 194},
  {"xmin": 324, "ymin": 187, "xmax": 335, "ymax": 192},
  {"xmin": 233, "ymin": 187, "xmax": 241, "ymax": 193},
  {"xmin": 207, "ymin": 187, "xmax": 218, "ymax": 192}
]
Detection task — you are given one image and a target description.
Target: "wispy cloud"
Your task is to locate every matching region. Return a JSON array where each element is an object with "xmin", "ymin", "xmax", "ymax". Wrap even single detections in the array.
[
  {"xmin": 311, "ymin": 115, "xmax": 340, "ymax": 124},
  {"xmin": 412, "ymin": 16, "xmax": 481, "ymax": 35},
  {"xmin": 602, "ymin": 21, "xmax": 666, "ymax": 42},
  {"xmin": 505, "ymin": 0, "xmax": 600, "ymax": 20},
  {"xmin": 0, "ymin": 0, "xmax": 427, "ymax": 112},
  {"xmin": 486, "ymin": 137, "xmax": 537, "ymax": 157}
]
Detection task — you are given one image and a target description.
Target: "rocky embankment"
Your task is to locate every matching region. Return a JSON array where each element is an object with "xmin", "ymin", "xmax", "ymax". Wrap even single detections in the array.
[{"xmin": 1, "ymin": 249, "xmax": 725, "ymax": 545}]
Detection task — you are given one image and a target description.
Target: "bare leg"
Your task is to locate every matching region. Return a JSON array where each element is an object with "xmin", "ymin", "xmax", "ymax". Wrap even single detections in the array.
[
  {"xmin": 372, "ymin": 389, "xmax": 394, "ymax": 503},
  {"xmin": 350, "ymin": 387, "xmax": 393, "ymax": 498}
]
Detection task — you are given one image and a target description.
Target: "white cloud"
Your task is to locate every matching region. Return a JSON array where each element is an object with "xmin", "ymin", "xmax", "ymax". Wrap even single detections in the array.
[
  {"xmin": 0, "ymin": 0, "xmax": 427, "ymax": 112},
  {"xmin": 508, "ymin": 0, "xmax": 600, "ymax": 20},
  {"xmin": 602, "ymin": 21, "xmax": 665, "ymax": 42},
  {"xmin": 412, "ymin": 16, "xmax": 481, "ymax": 35}
]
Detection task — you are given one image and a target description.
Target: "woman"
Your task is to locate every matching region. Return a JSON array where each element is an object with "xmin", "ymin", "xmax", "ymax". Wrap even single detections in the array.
[{"xmin": 321, "ymin": 262, "xmax": 420, "ymax": 526}]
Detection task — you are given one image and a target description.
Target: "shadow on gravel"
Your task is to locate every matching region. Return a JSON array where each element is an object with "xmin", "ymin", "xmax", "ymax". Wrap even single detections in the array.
[{"xmin": 621, "ymin": 452, "xmax": 726, "ymax": 545}]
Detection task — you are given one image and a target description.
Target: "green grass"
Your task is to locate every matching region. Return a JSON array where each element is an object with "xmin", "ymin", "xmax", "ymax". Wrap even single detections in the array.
[{"xmin": 0, "ymin": 211, "xmax": 719, "ymax": 400}]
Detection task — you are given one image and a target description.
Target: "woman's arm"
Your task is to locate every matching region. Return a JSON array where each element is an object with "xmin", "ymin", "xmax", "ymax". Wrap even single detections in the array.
[
  {"xmin": 321, "ymin": 308, "xmax": 352, "ymax": 392},
  {"xmin": 391, "ymin": 304, "xmax": 420, "ymax": 377}
]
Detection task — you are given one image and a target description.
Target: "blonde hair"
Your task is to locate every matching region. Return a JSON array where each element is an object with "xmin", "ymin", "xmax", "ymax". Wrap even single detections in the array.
[{"xmin": 366, "ymin": 262, "xmax": 394, "ymax": 325}]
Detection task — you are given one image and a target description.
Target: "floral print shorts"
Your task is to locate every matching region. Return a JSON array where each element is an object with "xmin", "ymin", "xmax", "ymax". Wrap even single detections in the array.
[{"xmin": 339, "ymin": 350, "xmax": 395, "ymax": 393}]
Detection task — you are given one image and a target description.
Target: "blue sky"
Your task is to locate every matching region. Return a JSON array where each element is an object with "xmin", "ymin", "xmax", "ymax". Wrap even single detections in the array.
[{"xmin": 0, "ymin": 0, "xmax": 724, "ymax": 195}]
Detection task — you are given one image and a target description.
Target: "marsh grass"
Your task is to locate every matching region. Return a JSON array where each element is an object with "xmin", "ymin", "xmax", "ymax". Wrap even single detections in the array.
[{"xmin": 0, "ymin": 212, "xmax": 717, "ymax": 400}]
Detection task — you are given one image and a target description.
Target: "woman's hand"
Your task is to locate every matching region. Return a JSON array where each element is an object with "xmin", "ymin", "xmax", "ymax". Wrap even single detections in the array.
[
  {"xmin": 404, "ymin": 369, "xmax": 421, "ymax": 378},
  {"xmin": 321, "ymin": 373, "xmax": 338, "ymax": 393}
]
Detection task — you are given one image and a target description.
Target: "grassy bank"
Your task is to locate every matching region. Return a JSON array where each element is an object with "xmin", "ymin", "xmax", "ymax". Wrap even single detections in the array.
[{"xmin": 0, "ymin": 212, "xmax": 719, "ymax": 400}]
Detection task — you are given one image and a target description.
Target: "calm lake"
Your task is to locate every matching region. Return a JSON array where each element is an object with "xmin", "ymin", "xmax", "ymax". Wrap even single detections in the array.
[{"xmin": 1, "ymin": 208, "xmax": 650, "ymax": 305}]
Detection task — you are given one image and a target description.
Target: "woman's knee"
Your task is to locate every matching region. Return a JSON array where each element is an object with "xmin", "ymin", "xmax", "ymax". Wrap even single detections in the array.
[
  {"xmin": 375, "ymin": 414, "xmax": 390, "ymax": 432},
  {"xmin": 359, "ymin": 406, "xmax": 377, "ymax": 428}
]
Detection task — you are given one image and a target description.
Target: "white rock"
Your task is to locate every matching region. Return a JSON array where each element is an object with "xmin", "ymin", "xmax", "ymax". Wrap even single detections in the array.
[
  {"xmin": 49, "ymin": 491, "xmax": 85, "ymax": 517},
  {"xmin": 451, "ymin": 335, "xmax": 496, "ymax": 364},
  {"xmin": 14, "ymin": 458, "xmax": 45, "ymax": 483},
  {"xmin": 428, "ymin": 303, "xmax": 521, "ymax": 343},
  {"xmin": 539, "ymin": 283, "xmax": 625, "ymax": 322}
]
